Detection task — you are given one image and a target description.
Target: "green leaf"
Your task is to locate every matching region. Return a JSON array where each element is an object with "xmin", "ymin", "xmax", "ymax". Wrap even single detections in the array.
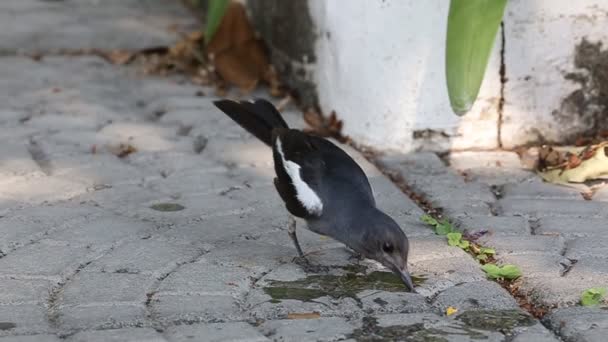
[
  {"xmin": 481, "ymin": 264, "xmax": 521, "ymax": 280},
  {"xmin": 436, "ymin": 221, "xmax": 454, "ymax": 235},
  {"xmin": 481, "ymin": 264, "xmax": 501, "ymax": 279},
  {"xmin": 479, "ymin": 247, "xmax": 496, "ymax": 255},
  {"xmin": 459, "ymin": 240, "xmax": 470, "ymax": 250},
  {"xmin": 499, "ymin": 264, "xmax": 522, "ymax": 280},
  {"xmin": 581, "ymin": 288, "xmax": 607, "ymax": 307},
  {"xmin": 477, "ymin": 254, "xmax": 488, "ymax": 261},
  {"xmin": 445, "ymin": 0, "xmax": 507, "ymax": 115},
  {"xmin": 421, "ymin": 214, "xmax": 438, "ymax": 226},
  {"xmin": 447, "ymin": 232, "xmax": 462, "ymax": 246},
  {"xmin": 205, "ymin": 0, "xmax": 231, "ymax": 43}
]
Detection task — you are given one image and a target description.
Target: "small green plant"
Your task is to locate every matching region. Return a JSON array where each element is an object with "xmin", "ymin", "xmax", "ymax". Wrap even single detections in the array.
[
  {"xmin": 481, "ymin": 264, "xmax": 522, "ymax": 280},
  {"xmin": 447, "ymin": 232, "xmax": 470, "ymax": 250},
  {"xmin": 420, "ymin": 214, "xmax": 455, "ymax": 235},
  {"xmin": 475, "ymin": 247, "xmax": 496, "ymax": 262},
  {"xmin": 581, "ymin": 288, "xmax": 606, "ymax": 307}
]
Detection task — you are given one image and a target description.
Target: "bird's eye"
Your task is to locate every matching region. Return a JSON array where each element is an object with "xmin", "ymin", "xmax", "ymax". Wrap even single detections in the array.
[{"xmin": 382, "ymin": 242, "xmax": 393, "ymax": 253}]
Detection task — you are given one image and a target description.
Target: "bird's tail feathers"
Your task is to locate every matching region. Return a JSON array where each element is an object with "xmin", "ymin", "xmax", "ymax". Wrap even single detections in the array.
[{"xmin": 213, "ymin": 99, "xmax": 289, "ymax": 146}]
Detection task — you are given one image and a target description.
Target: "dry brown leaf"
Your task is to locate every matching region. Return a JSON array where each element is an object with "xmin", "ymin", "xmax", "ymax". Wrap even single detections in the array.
[
  {"xmin": 107, "ymin": 143, "xmax": 137, "ymax": 158},
  {"xmin": 105, "ymin": 50, "xmax": 134, "ymax": 65},
  {"xmin": 206, "ymin": 2, "xmax": 272, "ymax": 92},
  {"xmin": 287, "ymin": 312, "xmax": 321, "ymax": 320}
]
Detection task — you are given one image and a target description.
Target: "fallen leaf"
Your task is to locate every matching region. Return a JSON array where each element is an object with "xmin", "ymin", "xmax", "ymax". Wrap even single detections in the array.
[
  {"xmin": 537, "ymin": 142, "xmax": 608, "ymax": 189},
  {"xmin": 446, "ymin": 306, "xmax": 458, "ymax": 316},
  {"xmin": 287, "ymin": 312, "xmax": 321, "ymax": 320},
  {"xmin": 206, "ymin": 2, "xmax": 273, "ymax": 92},
  {"xmin": 107, "ymin": 143, "xmax": 137, "ymax": 158},
  {"xmin": 105, "ymin": 50, "xmax": 134, "ymax": 65}
]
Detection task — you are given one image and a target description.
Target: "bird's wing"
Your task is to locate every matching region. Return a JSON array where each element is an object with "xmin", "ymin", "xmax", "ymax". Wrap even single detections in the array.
[
  {"xmin": 272, "ymin": 129, "xmax": 375, "ymax": 219},
  {"xmin": 272, "ymin": 129, "xmax": 325, "ymax": 218}
]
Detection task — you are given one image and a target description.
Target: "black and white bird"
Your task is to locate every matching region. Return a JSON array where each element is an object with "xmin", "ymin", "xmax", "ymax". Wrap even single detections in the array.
[{"xmin": 213, "ymin": 99, "xmax": 415, "ymax": 292}]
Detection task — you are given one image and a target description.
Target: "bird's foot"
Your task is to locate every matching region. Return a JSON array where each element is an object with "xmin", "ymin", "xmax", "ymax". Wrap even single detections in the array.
[{"xmin": 292, "ymin": 256, "xmax": 329, "ymax": 273}]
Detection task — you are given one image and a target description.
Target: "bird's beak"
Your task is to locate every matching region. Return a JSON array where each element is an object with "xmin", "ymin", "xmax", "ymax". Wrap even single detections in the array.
[{"xmin": 391, "ymin": 265, "xmax": 416, "ymax": 293}]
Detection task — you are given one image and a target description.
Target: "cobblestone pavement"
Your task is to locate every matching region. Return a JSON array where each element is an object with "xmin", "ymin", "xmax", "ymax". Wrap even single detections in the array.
[
  {"xmin": 378, "ymin": 151, "xmax": 608, "ymax": 342},
  {"xmin": 0, "ymin": 1, "xmax": 603, "ymax": 341}
]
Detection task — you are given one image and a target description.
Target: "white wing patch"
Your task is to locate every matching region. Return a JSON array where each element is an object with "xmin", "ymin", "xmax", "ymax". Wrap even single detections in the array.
[{"xmin": 275, "ymin": 137, "xmax": 323, "ymax": 216}]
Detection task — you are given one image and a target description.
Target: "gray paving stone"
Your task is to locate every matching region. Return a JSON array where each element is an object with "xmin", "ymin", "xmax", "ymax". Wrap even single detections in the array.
[
  {"xmin": 455, "ymin": 215, "xmax": 530, "ymax": 236},
  {"xmin": 479, "ymin": 235, "xmax": 565, "ymax": 256},
  {"xmin": 497, "ymin": 198, "xmax": 607, "ymax": 218},
  {"xmin": 502, "ymin": 179, "xmax": 586, "ymax": 200},
  {"xmin": 58, "ymin": 304, "xmax": 147, "ymax": 332},
  {"xmin": 544, "ymin": 307, "xmax": 608, "ymax": 342},
  {"xmin": 0, "ymin": 0, "xmax": 198, "ymax": 53},
  {"xmin": 67, "ymin": 328, "xmax": 166, "ymax": 342},
  {"xmin": 0, "ymin": 305, "xmax": 51, "ymax": 336},
  {"xmin": 165, "ymin": 322, "xmax": 269, "ymax": 342},
  {"xmin": 432, "ymin": 281, "xmax": 519, "ymax": 311},
  {"xmin": 0, "ymin": 241, "xmax": 91, "ymax": 278},
  {"xmin": 84, "ymin": 238, "xmax": 204, "ymax": 275},
  {"xmin": 448, "ymin": 151, "xmax": 535, "ymax": 185},
  {"xmin": 511, "ymin": 323, "xmax": 561, "ymax": 342},
  {"xmin": 259, "ymin": 317, "xmax": 354, "ymax": 342},
  {"xmin": 0, "ymin": 279, "xmax": 53, "ymax": 305},
  {"xmin": 372, "ymin": 313, "xmax": 505, "ymax": 341},
  {"xmin": 566, "ymin": 237, "xmax": 608, "ymax": 260},
  {"xmin": 537, "ymin": 217, "xmax": 608, "ymax": 237},
  {"xmin": 60, "ymin": 273, "xmax": 155, "ymax": 306},
  {"xmin": 359, "ymin": 291, "xmax": 433, "ymax": 315},
  {"xmin": 0, "ymin": 336, "xmax": 61, "ymax": 342},
  {"xmin": 152, "ymin": 293, "xmax": 245, "ymax": 325},
  {"xmin": 593, "ymin": 186, "xmax": 608, "ymax": 201},
  {"xmin": 0, "ymin": 142, "xmax": 42, "ymax": 177}
]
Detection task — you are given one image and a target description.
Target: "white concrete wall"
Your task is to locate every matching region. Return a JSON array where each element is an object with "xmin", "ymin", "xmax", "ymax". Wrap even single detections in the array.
[
  {"xmin": 501, "ymin": 0, "xmax": 608, "ymax": 148},
  {"xmin": 306, "ymin": 0, "xmax": 608, "ymax": 152}
]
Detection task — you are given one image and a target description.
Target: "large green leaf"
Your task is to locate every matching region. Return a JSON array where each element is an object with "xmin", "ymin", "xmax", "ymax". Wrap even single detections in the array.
[
  {"xmin": 445, "ymin": 0, "xmax": 507, "ymax": 115},
  {"xmin": 205, "ymin": 0, "xmax": 231, "ymax": 43}
]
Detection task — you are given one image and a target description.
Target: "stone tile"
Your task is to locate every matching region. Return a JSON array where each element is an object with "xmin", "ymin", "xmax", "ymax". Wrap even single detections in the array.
[
  {"xmin": 497, "ymin": 198, "xmax": 607, "ymax": 218},
  {"xmin": 0, "ymin": 305, "xmax": 51, "ymax": 336},
  {"xmin": 259, "ymin": 317, "xmax": 354, "ymax": 342},
  {"xmin": 61, "ymin": 273, "xmax": 155, "ymax": 306},
  {"xmin": 543, "ymin": 307, "xmax": 608, "ymax": 341},
  {"xmin": 58, "ymin": 305, "xmax": 147, "ymax": 332},
  {"xmin": 0, "ymin": 0, "xmax": 198, "ymax": 52},
  {"xmin": 0, "ymin": 336, "xmax": 62, "ymax": 342},
  {"xmin": 511, "ymin": 323, "xmax": 560, "ymax": 342},
  {"xmin": 455, "ymin": 215, "xmax": 530, "ymax": 236},
  {"xmin": 566, "ymin": 237, "xmax": 608, "ymax": 259},
  {"xmin": 479, "ymin": 235, "xmax": 565, "ymax": 256},
  {"xmin": 0, "ymin": 241, "xmax": 91, "ymax": 278},
  {"xmin": 165, "ymin": 322, "xmax": 269, "ymax": 342},
  {"xmin": 152, "ymin": 294, "xmax": 244, "ymax": 325},
  {"xmin": 85, "ymin": 238, "xmax": 204, "ymax": 275},
  {"xmin": 538, "ymin": 217, "xmax": 608, "ymax": 237},
  {"xmin": 67, "ymin": 328, "xmax": 167, "ymax": 342},
  {"xmin": 0, "ymin": 279, "xmax": 52, "ymax": 305},
  {"xmin": 502, "ymin": 179, "xmax": 586, "ymax": 200},
  {"xmin": 359, "ymin": 291, "xmax": 433, "ymax": 315},
  {"xmin": 432, "ymin": 281, "xmax": 519, "ymax": 311}
]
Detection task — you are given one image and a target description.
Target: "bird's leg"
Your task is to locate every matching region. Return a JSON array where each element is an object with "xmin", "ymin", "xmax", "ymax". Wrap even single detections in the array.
[{"xmin": 287, "ymin": 216, "xmax": 306, "ymax": 259}]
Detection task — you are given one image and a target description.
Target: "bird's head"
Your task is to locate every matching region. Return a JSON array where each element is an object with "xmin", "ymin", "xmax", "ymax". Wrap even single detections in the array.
[{"xmin": 357, "ymin": 212, "xmax": 415, "ymax": 292}]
